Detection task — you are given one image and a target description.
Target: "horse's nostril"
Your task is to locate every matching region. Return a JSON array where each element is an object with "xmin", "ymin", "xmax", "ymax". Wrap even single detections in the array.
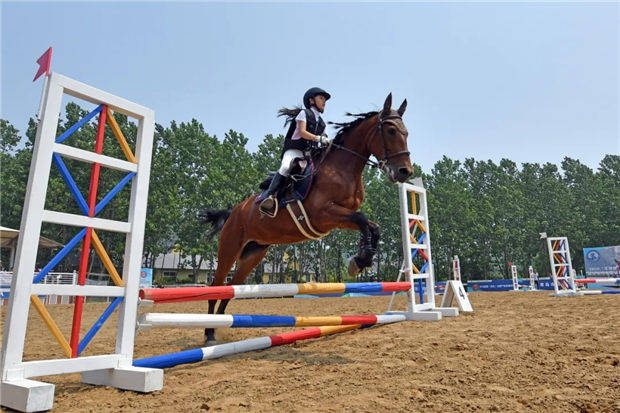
[{"xmin": 398, "ymin": 167, "xmax": 411, "ymax": 177}]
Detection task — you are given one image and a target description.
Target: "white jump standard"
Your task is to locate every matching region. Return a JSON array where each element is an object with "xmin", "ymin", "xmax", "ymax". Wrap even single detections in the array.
[
  {"xmin": 440, "ymin": 255, "xmax": 472, "ymax": 312},
  {"xmin": 511, "ymin": 265, "xmax": 520, "ymax": 291},
  {"xmin": 544, "ymin": 236, "xmax": 580, "ymax": 296},
  {"xmin": 452, "ymin": 255, "xmax": 461, "ymax": 282},
  {"xmin": 0, "ymin": 73, "xmax": 160, "ymax": 412},
  {"xmin": 387, "ymin": 179, "xmax": 464, "ymax": 317},
  {"xmin": 528, "ymin": 265, "xmax": 538, "ymax": 291}
]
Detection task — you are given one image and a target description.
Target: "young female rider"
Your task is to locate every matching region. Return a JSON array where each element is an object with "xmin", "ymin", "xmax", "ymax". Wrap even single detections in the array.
[{"xmin": 259, "ymin": 87, "xmax": 333, "ymax": 217}]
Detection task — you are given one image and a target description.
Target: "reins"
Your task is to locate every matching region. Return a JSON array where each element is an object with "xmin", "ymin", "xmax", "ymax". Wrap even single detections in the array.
[{"xmin": 315, "ymin": 113, "xmax": 409, "ymax": 172}]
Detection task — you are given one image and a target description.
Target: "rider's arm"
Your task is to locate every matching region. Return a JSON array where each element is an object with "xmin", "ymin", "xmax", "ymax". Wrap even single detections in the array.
[{"xmin": 296, "ymin": 121, "xmax": 320, "ymax": 142}]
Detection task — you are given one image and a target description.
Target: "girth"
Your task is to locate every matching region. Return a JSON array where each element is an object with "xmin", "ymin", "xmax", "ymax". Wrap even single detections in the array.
[{"xmin": 285, "ymin": 200, "xmax": 328, "ymax": 240}]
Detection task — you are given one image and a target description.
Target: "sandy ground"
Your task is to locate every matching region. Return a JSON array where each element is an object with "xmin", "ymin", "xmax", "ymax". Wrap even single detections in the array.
[{"xmin": 1, "ymin": 291, "xmax": 619, "ymax": 412}]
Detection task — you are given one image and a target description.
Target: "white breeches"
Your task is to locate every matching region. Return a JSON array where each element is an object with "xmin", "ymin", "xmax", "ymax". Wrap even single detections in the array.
[{"xmin": 278, "ymin": 149, "xmax": 307, "ymax": 176}]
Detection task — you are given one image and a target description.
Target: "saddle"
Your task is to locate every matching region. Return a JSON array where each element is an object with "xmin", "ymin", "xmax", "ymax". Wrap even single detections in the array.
[
  {"xmin": 255, "ymin": 157, "xmax": 315, "ymax": 206},
  {"xmin": 255, "ymin": 157, "xmax": 327, "ymax": 240}
]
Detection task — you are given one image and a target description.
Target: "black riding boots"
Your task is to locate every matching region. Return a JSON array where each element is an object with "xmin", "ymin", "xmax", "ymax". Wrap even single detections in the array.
[{"xmin": 259, "ymin": 172, "xmax": 287, "ymax": 218}]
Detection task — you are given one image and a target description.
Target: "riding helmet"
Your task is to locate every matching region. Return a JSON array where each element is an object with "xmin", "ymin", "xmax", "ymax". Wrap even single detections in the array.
[{"xmin": 303, "ymin": 87, "xmax": 331, "ymax": 109}]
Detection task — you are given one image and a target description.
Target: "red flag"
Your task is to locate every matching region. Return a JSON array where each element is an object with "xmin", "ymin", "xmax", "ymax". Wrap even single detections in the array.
[{"xmin": 33, "ymin": 47, "xmax": 52, "ymax": 82}]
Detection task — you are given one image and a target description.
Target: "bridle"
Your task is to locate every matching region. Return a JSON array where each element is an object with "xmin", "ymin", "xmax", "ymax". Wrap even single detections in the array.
[{"xmin": 328, "ymin": 113, "xmax": 410, "ymax": 170}]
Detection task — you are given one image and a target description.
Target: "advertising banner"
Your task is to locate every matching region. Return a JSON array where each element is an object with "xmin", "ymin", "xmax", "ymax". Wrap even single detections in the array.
[
  {"xmin": 583, "ymin": 246, "xmax": 620, "ymax": 276},
  {"xmin": 140, "ymin": 267, "xmax": 153, "ymax": 289}
]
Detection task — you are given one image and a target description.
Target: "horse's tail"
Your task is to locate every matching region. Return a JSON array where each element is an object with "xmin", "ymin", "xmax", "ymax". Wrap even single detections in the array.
[{"xmin": 199, "ymin": 208, "xmax": 232, "ymax": 240}]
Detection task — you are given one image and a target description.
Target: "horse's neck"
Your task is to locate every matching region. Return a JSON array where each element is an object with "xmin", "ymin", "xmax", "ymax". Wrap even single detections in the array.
[{"xmin": 324, "ymin": 118, "xmax": 376, "ymax": 177}]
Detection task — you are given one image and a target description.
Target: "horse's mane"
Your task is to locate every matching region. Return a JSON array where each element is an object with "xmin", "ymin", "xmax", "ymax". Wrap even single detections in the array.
[
  {"xmin": 278, "ymin": 107, "xmax": 379, "ymax": 145},
  {"xmin": 330, "ymin": 111, "xmax": 378, "ymax": 145}
]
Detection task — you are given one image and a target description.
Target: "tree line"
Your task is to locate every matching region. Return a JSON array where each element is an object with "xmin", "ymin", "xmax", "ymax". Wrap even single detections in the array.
[{"xmin": 1, "ymin": 103, "xmax": 618, "ymax": 283}]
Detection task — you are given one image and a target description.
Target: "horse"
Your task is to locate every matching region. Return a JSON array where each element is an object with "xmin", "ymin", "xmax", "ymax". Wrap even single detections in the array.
[{"xmin": 201, "ymin": 93, "xmax": 412, "ymax": 344}]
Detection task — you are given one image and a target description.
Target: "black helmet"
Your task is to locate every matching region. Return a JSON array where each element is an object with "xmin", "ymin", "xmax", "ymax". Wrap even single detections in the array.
[{"xmin": 303, "ymin": 87, "xmax": 331, "ymax": 109}]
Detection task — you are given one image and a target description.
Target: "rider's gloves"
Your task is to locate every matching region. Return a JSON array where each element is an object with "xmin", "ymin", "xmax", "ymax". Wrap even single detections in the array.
[{"xmin": 318, "ymin": 133, "xmax": 333, "ymax": 146}]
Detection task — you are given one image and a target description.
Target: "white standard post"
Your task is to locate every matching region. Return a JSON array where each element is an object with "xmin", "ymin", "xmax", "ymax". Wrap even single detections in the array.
[
  {"xmin": 546, "ymin": 236, "xmax": 579, "ymax": 296},
  {"xmin": 452, "ymin": 255, "xmax": 461, "ymax": 281},
  {"xmin": 397, "ymin": 182, "xmax": 419, "ymax": 317},
  {"xmin": 396, "ymin": 179, "xmax": 458, "ymax": 320},
  {"xmin": 547, "ymin": 238, "xmax": 560, "ymax": 295},
  {"xmin": 528, "ymin": 266, "xmax": 536, "ymax": 291},
  {"xmin": 441, "ymin": 253, "xmax": 473, "ymax": 313},
  {"xmin": 0, "ymin": 73, "xmax": 162, "ymax": 412},
  {"xmin": 511, "ymin": 265, "xmax": 519, "ymax": 291}
]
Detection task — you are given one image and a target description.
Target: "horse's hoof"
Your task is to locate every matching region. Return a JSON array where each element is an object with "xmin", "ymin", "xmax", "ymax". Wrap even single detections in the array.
[
  {"xmin": 205, "ymin": 339, "xmax": 218, "ymax": 347},
  {"xmin": 348, "ymin": 258, "xmax": 360, "ymax": 276}
]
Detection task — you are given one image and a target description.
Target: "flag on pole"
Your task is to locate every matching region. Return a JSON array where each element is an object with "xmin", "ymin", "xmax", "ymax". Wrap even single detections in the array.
[{"xmin": 33, "ymin": 47, "xmax": 52, "ymax": 82}]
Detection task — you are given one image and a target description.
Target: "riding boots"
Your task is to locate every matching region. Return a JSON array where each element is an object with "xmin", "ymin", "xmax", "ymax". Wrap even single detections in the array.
[{"xmin": 259, "ymin": 172, "xmax": 286, "ymax": 218}]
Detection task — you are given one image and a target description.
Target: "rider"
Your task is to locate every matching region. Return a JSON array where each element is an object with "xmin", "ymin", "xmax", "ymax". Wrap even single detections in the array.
[{"xmin": 259, "ymin": 87, "xmax": 333, "ymax": 217}]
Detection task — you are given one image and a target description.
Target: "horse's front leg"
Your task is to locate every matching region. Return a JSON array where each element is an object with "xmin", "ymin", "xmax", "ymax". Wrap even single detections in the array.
[
  {"xmin": 348, "ymin": 214, "xmax": 381, "ymax": 276},
  {"xmin": 317, "ymin": 204, "xmax": 380, "ymax": 276}
]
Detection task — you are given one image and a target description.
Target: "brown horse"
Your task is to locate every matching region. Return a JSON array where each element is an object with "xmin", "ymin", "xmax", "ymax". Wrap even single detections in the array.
[{"xmin": 201, "ymin": 93, "xmax": 412, "ymax": 344}]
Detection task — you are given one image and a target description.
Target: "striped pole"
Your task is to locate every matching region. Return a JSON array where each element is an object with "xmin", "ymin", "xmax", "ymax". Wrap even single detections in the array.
[
  {"xmin": 133, "ymin": 316, "xmax": 406, "ymax": 369},
  {"xmin": 575, "ymin": 278, "xmax": 620, "ymax": 286},
  {"xmin": 140, "ymin": 282, "xmax": 412, "ymax": 304},
  {"xmin": 138, "ymin": 313, "xmax": 406, "ymax": 330}
]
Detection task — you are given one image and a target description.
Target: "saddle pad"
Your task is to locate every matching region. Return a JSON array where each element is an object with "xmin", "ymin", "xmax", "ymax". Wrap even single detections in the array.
[{"xmin": 255, "ymin": 158, "xmax": 315, "ymax": 206}]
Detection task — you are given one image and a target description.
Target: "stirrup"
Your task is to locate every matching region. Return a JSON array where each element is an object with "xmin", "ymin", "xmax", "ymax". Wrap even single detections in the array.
[{"xmin": 259, "ymin": 196, "xmax": 279, "ymax": 218}]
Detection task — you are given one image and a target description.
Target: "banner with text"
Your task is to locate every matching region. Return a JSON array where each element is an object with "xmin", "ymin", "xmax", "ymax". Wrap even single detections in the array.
[{"xmin": 583, "ymin": 246, "xmax": 620, "ymax": 276}]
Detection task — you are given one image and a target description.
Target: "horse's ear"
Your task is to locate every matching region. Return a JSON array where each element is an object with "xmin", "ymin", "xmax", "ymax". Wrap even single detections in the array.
[
  {"xmin": 382, "ymin": 93, "xmax": 392, "ymax": 115},
  {"xmin": 397, "ymin": 99, "xmax": 407, "ymax": 117}
]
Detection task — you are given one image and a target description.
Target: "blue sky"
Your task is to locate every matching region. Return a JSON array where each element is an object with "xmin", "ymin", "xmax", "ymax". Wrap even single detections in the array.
[{"xmin": 2, "ymin": 2, "xmax": 618, "ymax": 171}]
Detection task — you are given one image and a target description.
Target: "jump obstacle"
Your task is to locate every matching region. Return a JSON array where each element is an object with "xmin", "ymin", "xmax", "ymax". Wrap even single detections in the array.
[
  {"xmin": 528, "ymin": 265, "xmax": 538, "ymax": 291},
  {"xmin": 392, "ymin": 180, "xmax": 471, "ymax": 314},
  {"xmin": 139, "ymin": 281, "xmax": 411, "ymax": 303},
  {"xmin": 452, "ymin": 255, "xmax": 461, "ymax": 282},
  {"xmin": 134, "ymin": 324, "xmax": 377, "ymax": 369},
  {"xmin": 438, "ymin": 254, "xmax": 472, "ymax": 311},
  {"xmin": 545, "ymin": 236, "xmax": 579, "ymax": 296},
  {"xmin": 544, "ymin": 235, "xmax": 620, "ymax": 296},
  {"xmin": 511, "ymin": 265, "xmax": 519, "ymax": 291},
  {"xmin": 0, "ymin": 78, "xmax": 471, "ymax": 412},
  {"xmin": 133, "ymin": 179, "xmax": 471, "ymax": 370},
  {"xmin": 136, "ymin": 282, "xmax": 414, "ymax": 332},
  {"xmin": 0, "ymin": 73, "xmax": 161, "ymax": 412},
  {"xmin": 574, "ymin": 278, "xmax": 620, "ymax": 287},
  {"xmin": 138, "ymin": 312, "xmax": 408, "ymax": 330},
  {"xmin": 510, "ymin": 264, "xmax": 537, "ymax": 292}
]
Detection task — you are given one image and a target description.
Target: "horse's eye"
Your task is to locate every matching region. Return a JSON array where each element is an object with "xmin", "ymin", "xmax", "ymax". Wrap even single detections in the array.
[{"xmin": 388, "ymin": 128, "xmax": 397, "ymax": 136}]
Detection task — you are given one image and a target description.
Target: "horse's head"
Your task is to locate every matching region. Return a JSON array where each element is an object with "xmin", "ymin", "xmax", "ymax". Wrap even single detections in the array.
[{"xmin": 368, "ymin": 94, "xmax": 413, "ymax": 183}]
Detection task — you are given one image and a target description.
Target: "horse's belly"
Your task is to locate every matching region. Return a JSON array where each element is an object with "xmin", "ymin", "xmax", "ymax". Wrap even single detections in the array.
[{"xmin": 248, "ymin": 209, "xmax": 329, "ymax": 245}]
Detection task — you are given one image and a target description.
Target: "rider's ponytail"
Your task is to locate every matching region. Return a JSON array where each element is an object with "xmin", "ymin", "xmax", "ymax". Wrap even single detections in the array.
[{"xmin": 277, "ymin": 107, "xmax": 303, "ymax": 127}]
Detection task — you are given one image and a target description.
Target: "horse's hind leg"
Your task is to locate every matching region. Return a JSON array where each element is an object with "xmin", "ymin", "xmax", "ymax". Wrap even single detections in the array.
[
  {"xmin": 205, "ymin": 241, "xmax": 269, "ymax": 345},
  {"xmin": 215, "ymin": 242, "xmax": 270, "ymax": 316}
]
